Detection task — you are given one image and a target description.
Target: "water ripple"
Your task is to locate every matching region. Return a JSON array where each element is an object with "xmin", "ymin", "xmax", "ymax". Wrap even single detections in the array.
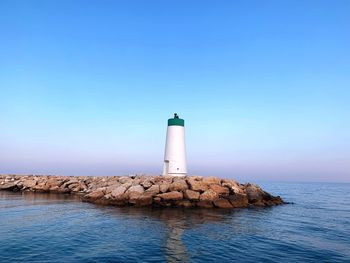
[{"xmin": 0, "ymin": 183, "xmax": 350, "ymax": 262}]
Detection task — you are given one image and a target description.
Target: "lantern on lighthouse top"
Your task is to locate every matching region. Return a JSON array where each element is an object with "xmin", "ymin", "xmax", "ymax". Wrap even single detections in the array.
[{"xmin": 162, "ymin": 113, "xmax": 187, "ymax": 176}]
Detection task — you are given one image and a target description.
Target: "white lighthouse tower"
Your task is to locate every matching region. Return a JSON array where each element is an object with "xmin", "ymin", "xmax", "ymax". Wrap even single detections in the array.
[{"xmin": 162, "ymin": 113, "xmax": 187, "ymax": 176}]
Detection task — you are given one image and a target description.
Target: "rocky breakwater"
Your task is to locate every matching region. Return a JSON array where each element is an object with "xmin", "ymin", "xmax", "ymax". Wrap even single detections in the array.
[{"xmin": 0, "ymin": 174, "xmax": 283, "ymax": 208}]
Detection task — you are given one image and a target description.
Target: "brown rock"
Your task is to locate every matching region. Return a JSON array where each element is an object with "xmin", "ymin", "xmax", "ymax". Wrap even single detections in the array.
[
  {"xmin": 188, "ymin": 175, "xmax": 203, "ymax": 181},
  {"xmin": 203, "ymin": 176, "xmax": 221, "ymax": 185},
  {"xmin": 245, "ymin": 184, "xmax": 264, "ymax": 203},
  {"xmin": 159, "ymin": 182, "xmax": 170, "ymax": 193},
  {"xmin": 184, "ymin": 189, "xmax": 200, "ymax": 200},
  {"xmin": 156, "ymin": 175, "xmax": 174, "ymax": 183},
  {"xmin": 228, "ymin": 193, "xmax": 249, "ymax": 208},
  {"xmin": 187, "ymin": 178, "xmax": 208, "ymax": 192},
  {"xmin": 58, "ymin": 186, "xmax": 71, "ymax": 193},
  {"xmin": 118, "ymin": 176, "xmax": 133, "ymax": 184},
  {"xmin": 222, "ymin": 179, "xmax": 239, "ymax": 185},
  {"xmin": 127, "ymin": 185, "xmax": 144, "ymax": 195},
  {"xmin": 33, "ymin": 182, "xmax": 50, "ymax": 192},
  {"xmin": 200, "ymin": 189, "xmax": 219, "ymax": 201},
  {"xmin": 213, "ymin": 198, "xmax": 233, "ymax": 208},
  {"xmin": 111, "ymin": 185, "xmax": 127, "ymax": 200},
  {"xmin": 145, "ymin": 185, "xmax": 160, "ymax": 196},
  {"xmin": 68, "ymin": 183, "xmax": 79, "ymax": 190},
  {"xmin": 131, "ymin": 178, "xmax": 141, "ymax": 186},
  {"xmin": 22, "ymin": 179, "xmax": 37, "ymax": 189},
  {"xmin": 45, "ymin": 178, "xmax": 63, "ymax": 188},
  {"xmin": 84, "ymin": 189, "xmax": 105, "ymax": 200},
  {"xmin": 264, "ymin": 196, "xmax": 284, "ymax": 206},
  {"xmin": 69, "ymin": 182, "xmax": 87, "ymax": 193},
  {"xmin": 135, "ymin": 193, "xmax": 153, "ymax": 206},
  {"xmin": 222, "ymin": 179, "xmax": 244, "ymax": 194},
  {"xmin": 122, "ymin": 182, "xmax": 132, "ymax": 191},
  {"xmin": 157, "ymin": 191, "xmax": 183, "ymax": 201},
  {"xmin": 209, "ymin": 184, "xmax": 229, "ymax": 196},
  {"xmin": 78, "ymin": 182, "xmax": 88, "ymax": 192},
  {"xmin": 141, "ymin": 178, "xmax": 153, "ymax": 188},
  {"xmin": 127, "ymin": 185, "xmax": 145, "ymax": 204},
  {"xmin": 66, "ymin": 179, "xmax": 79, "ymax": 186},
  {"xmin": 0, "ymin": 182, "xmax": 16, "ymax": 190},
  {"xmin": 169, "ymin": 180, "xmax": 188, "ymax": 192}
]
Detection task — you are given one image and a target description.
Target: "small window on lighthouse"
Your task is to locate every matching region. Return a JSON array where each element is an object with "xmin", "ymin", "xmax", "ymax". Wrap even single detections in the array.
[{"xmin": 177, "ymin": 168, "xmax": 179, "ymax": 170}]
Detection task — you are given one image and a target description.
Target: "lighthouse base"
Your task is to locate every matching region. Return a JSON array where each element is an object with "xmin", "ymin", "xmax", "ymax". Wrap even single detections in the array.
[{"xmin": 163, "ymin": 173, "xmax": 187, "ymax": 177}]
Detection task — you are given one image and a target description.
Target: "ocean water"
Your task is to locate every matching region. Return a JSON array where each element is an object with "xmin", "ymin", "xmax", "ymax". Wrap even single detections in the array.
[{"xmin": 0, "ymin": 182, "xmax": 349, "ymax": 263}]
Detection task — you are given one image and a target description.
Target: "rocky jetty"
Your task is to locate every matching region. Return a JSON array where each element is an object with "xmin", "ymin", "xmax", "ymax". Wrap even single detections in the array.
[{"xmin": 0, "ymin": 174, "xmax": 283, "ymax": 208}]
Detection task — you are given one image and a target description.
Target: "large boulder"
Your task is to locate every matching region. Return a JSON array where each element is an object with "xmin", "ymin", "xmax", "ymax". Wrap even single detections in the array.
[
  {"xmin": 245, "ymin": 184, "xmax": 265, "ymax": 203},
  {"xmin": 228, "ymin": 193, "xmax": 249, "ymax": 208},
  {"xmin": 111, "ymin": 185, "xmax": 128, "ymax": 200},
  {"xmin": 200, "ymin": 189, "xmax": 219, "ymax": 201},
  {"xmin": 145, "ymin": 185, "xmax": 160, "ymax": 196},
  {"xmin": 132, "ymin": 178, "xmax": 142, "ymax": 186},
  {"xmin": 265, "ymin": 195, "xmax": 284, "ymax": 206},
  {"xmin": 135, "ymin": 193, "xmax": 153, "ymax": 206},
  {"xmin": 159, "ymin": 182, "xmax": 170, "ymax": 193},
  {"xmin": 209, "ymin": 184, "xmax": 229, "ymax": 196},
  {"xmin": 202, "ymin": 176, "xmax": 221, "ymax": 185},
  {"xmin": 127, "ymin": 185, "xmax": 144, "ymax": 195},
  {"xmin": 153, "ymin": 176, "xmax": 173, "ymax": 184},
  {"xmin": 127, "ymin": 185, "xmax": 145, "ymax": 204},
  {"xmin": 187, "ymin": 178, "xmax": 208, "ymax": 192},
  {"xmin": 70, "ymin": 182, "xmax": 88, "ymax": 193},
  {"xmin": 0, "ymin": 182, "xmax": 16, "ymax": 190},
  {"xmin": 157, "ymin": 191, "xmax": 183, "ymax": 201},
  {"xmin": 184, "ymin": 189, "xmax": 200, "ymax": 200},
  {"xmin": 213, "ymin": 198, "xmax": 233, "ymax": 208},
  {"xmin": 84, "ymin": 188, "xmax": 105, "ymax": 201},
  {"xmin": 222, "ymin": 179, "xmax": 244, "ymax": 194},
  {"xmin": 169, "ymin": 180, "xmax": 188, "ymax": 192},
  {"xmin": 22, "ymin": 179, "xmax": 37, "ymax": 189},
  {"xmin": 45, "ymin": 178, "xmax": 63, "ymax": 188},
  {"xmin": 118, "ymin": 176, "xmax": 133, "ymax": 184},
  {"xmin": 141, "ymin": 177, "xmax": 154, "ymax": 188},
  {"xmin": 32, "ymin": 181, "xmax": 50, "ymax": 192}
]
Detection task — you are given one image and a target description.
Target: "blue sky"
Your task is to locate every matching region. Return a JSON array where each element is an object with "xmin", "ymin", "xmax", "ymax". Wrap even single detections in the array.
[{"xmin": 1, "ymin": 0, "xmax": 349, "ymax": 182}]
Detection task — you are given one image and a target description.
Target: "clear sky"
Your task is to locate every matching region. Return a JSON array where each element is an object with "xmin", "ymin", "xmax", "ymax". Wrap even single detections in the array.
[{"xmin": 1, "ymin": 0, "xmax": 349, "ymax": 182}]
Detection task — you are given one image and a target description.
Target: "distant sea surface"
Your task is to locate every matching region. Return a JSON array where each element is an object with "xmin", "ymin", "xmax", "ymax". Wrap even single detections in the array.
[{"xmin": 0, "ymin": 182, "xmax": 349, "ymax": 263}]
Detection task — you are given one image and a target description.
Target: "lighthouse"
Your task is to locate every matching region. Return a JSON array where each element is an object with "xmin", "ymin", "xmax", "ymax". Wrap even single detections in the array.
[{"xmin": 162, "ymin": 113, "xmax": 187, "ymax": 176}]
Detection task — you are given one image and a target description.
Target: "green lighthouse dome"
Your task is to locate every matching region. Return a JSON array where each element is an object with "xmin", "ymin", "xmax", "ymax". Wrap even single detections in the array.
[{"xmin": 167, "ymin": 113, "xmax": 185, "ymax": 126}]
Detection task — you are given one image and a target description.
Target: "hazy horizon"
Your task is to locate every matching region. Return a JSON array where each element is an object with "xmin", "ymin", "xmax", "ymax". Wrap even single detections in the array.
[{"xmin": 1, "ymin": 1, "xmax": 349, "ymax": 183}]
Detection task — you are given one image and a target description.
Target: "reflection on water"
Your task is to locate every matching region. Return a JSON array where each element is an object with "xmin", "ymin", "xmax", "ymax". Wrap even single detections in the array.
[
  {"xmin": 1, "ymin": 183, "xmax": 350, "ymax": 263},
  {"xmin": 0, "ymin": 191, "xmax": 82, "ymax": 209},
  {"xmin": 104, "ymin": 207, "xmax": 239, "ymax": 263}
]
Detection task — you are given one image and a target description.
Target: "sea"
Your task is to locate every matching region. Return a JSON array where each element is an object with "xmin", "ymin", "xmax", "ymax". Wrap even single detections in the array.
[{"xmin": 0, "ymin": 182, "xmax": 349, "ymax": 263}]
